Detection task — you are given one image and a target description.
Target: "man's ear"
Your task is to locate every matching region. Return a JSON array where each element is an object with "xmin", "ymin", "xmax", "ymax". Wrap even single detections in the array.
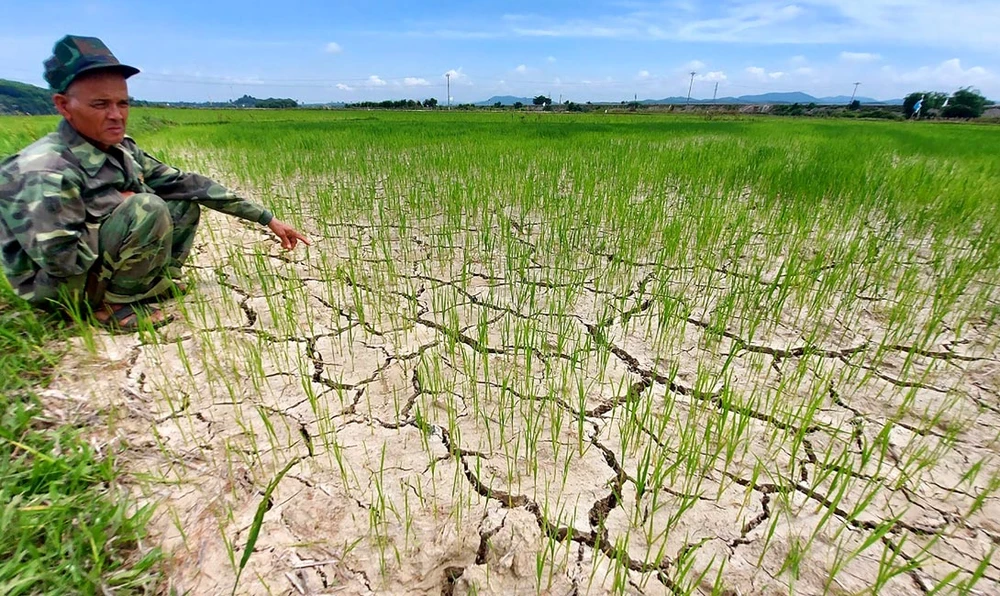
[{"xmin": 53, "ymin": 93, "xmax": 72, "ymax": 120}]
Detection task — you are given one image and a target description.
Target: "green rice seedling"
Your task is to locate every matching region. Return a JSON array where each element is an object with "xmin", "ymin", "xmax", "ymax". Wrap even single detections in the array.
[
  {"xmin": 8, "ymin": 109, "xmax": 994, "ymax": 594},
  {"xmin": 231, "ymin": 456, "xmax": 302, "ymax": 595}
]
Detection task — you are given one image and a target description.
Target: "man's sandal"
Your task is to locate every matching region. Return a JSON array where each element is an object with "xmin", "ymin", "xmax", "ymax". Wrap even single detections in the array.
[{"xmin": 95, "ymin": 303, "xmax": 174, "ymax": 332}]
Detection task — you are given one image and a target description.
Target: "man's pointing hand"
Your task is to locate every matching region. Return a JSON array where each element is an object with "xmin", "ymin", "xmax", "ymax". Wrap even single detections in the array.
[{"xmin": 267, "ymin": 218, "xmax": 311, "ymax": 250}]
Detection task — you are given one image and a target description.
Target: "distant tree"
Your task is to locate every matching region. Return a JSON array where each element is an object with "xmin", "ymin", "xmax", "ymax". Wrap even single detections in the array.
[
  {"xmin": 423, "ymin": 98, "xmax": 438, "ymax": 108},
  {"xmin": 903, "ymin": 91, "xmax": 947, "ymax": 118},
  {"xmin": 513, "ymin": 101, "xmax": 524, "ymax": 109},
  {"xmin": 532, "ymin": 95, "xmax": 551, "ymax": 106},
  {"xmin": 848, "ymin": 100, "xmax": 861, "ymax": 111},
  {"xmin": 233, "ymin": 94, "xmax": 258, "ymax": 108},
  {"xmin": 902, "ymin": 92, "xmax": 921, "ymax": 117},
  {"xmin": 772, "ymin": 103, "xmax": 806, "ymax": 117},
  {"xmin": 941, "ymin": 104, "xmax": 978, "ymax": 119},
  {"xmin": 944, "ymin": 87, "xmax": 988, "ymax": 118},
  {"xmin": 493, "ymin": 101, "xmax": 503, "ymax": 108},
  {"xmin": 256, "ymin": 98, "xmax": 298, "ymax": 108}
]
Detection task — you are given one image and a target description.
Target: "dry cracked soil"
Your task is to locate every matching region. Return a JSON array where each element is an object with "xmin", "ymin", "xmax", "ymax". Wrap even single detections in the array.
[{"xmin": 43, "ymin": 206, "xmax": 1000, "ymax": 596}]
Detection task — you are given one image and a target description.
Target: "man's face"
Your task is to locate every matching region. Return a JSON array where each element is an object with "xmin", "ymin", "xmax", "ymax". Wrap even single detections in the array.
[{"xmin": 53, "ymin": 70, "xmax": 129, "ymax": 149}]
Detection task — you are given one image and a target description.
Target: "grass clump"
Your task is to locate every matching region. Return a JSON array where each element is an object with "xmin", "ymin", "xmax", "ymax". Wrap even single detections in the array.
[{"xmin": 0, "ymin": 281, "xmax": 161, "ymax": 595}]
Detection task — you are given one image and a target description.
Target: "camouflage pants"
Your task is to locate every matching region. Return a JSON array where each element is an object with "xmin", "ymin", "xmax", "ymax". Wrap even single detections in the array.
[{"xmin": 91, "ymin": 193, "xmax": 200, "ymax": 304}]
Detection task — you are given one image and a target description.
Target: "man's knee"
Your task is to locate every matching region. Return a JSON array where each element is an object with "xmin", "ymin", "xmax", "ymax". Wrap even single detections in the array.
[
  {"xmin": 122, "ymin": 192, "xmax": 170, "ymax": 217},
  {"xmin": 100, "ymin": 193, "xmax": 173, "ymax": 255},
  {"xmin": 110, "ymin": 193, "xmax": 173, "ymax": 240}
]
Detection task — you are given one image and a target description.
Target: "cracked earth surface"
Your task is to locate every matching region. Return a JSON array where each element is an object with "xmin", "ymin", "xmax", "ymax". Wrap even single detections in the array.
[{"xmin": 46, "ymin": 200, "xmax": 1000, "ymax": 595}]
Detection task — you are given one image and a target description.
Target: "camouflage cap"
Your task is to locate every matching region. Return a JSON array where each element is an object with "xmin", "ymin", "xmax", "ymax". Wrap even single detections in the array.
[{"xmin": 43, "ymin": 35, "xmax": 139, "ymax": 93}]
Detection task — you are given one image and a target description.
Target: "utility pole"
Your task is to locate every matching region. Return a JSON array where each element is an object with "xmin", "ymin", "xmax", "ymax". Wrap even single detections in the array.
[
  {"xmin": 687, "ymin": 71, "xmax": 696, "ymax": 104},
  {"xmin": 712, "ymin": 82, "xmax": 719, "ymax": 102},
  {"xmin": 446, "ymin": 73, "xmax": 451, "ymax": 110},
  {"xmin": 850, "ymin": 81, "xmax": 861, "ymax": 104}
]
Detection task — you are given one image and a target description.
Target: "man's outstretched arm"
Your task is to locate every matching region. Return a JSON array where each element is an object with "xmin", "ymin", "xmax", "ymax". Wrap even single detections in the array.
[{"xmin": 132, "ymin": 144, "xmax": 309, "ymax": 249}]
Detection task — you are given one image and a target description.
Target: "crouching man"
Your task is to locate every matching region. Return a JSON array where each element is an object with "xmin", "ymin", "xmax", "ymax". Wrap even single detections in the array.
[{"xmin": 0, "ymin": 35, "xmax": 308, "ymax": 330}]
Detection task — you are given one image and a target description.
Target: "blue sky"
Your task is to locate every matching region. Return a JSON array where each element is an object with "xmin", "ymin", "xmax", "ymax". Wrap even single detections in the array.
[{"xmin": 1, "ymin": 1, "xmax": 997, "ymax": 103}]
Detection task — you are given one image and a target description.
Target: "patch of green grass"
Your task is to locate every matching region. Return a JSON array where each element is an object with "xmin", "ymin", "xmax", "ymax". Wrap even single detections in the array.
[{"xmin": 0, "ymin": 280, "xmax": 161, "ymax": 595}]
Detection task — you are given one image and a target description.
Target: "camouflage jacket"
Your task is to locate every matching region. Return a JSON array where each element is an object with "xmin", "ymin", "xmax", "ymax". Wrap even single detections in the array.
[{"xmin": 0, "ymin": 119, "xmax": 273, "ymax": 303}]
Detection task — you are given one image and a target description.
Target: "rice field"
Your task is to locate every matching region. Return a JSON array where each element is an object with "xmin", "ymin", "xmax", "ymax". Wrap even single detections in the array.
[{"xmin": 18, "ymin": 109, "xmax": 1000, "ymax": 594}]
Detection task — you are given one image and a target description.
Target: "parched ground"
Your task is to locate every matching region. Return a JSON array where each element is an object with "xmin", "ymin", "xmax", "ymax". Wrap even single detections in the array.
[{"xmin": 46, "ymin": 203, "xmax": 1000, "ymax": 595}]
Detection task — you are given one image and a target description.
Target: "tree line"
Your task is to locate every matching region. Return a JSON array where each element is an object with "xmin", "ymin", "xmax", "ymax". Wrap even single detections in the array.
[
  {"xmin": 130, "ymin": 94, "xmax": 299, "ymax": 109},
  {"xmin": 346, "ymin": 98, "xmax": 439, "ymax": 109},
  {"xmin": 903, "ymin": 88, "xmax": 990, "ymax": 119}
]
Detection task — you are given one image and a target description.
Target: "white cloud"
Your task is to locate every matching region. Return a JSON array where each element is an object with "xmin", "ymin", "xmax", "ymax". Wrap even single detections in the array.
[
  {"xmin": 403, "ymin": 77, "xmax": 430, "ymax": 86},
  {"xmin": 444, "ymin": 68, "xmax": 468, "ymax": 82},
  {"xmin": 697, "ymin": 71, "xmax": 727, "ymax": 82},
  {"xmin": 745, "ymin": 66, "xmax": 787, "ymax": 82},
  {"xmin": 515, "ymin": 64, "xmax": 528, "ymax": 73},
  {"xmin": 546, "ymin": 55, "xmax": 557, "ymax": 63},
  {"xmin": 794, "ymin": 67, "xmax": 814, "ymax": 76},
  {"xmin": 684, "ymin": 59, "xmax": 706, "ymax": 71},
  {"xmin": 840, "ymin": 51, "xmax": 881, "ymax": 62},
  {"xmin": 885, "ymin": 58, "xmax": 993, "ymax": 91},
  {"xmin": 367, "ymin": 75, "xmax": 387, "ymax": 86},
  {"xmin": 324, "ymin": 42, "xmax": 342, "ymax": 54},
  {"xmin": 423, "ymin": 1, "xmax": 997, "ymax": 52},
  {"xmin": 336, "ymin": 83, "xmax": 353, "ymax": 91},
  {"xmin": 513, "ymin": 25, "xmax": 633, "ymax": 38},
  {"xmin": 637, "ymin": 69, "xmax": 651, "ymax": 79},
  {"xmin": 790, "ymin": 55, "xmax": 808, "ymax": 66}
]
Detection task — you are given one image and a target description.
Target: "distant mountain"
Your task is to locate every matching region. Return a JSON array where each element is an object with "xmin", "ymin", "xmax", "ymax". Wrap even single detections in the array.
[
  {"xmin": 476, "ymin": 95, "xmax": 535, "ymax": 106},
  {"xmin": 475, "ymin": 92, "xmax": 907, "ymax": 106},
  {"xmin": 725, "ymin": 91, "xmax": 818, "ymax": 104},
  {"xmin": 640, "ymin": 92, "xmax": 903, "ymax": 106},
  {"xmin": 0, "ymin": 78, "xmax": 57, "ymax": 115},
  {"xmin": 640, "ymin": 96, "xmax": 692, "ymax": 104}
]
